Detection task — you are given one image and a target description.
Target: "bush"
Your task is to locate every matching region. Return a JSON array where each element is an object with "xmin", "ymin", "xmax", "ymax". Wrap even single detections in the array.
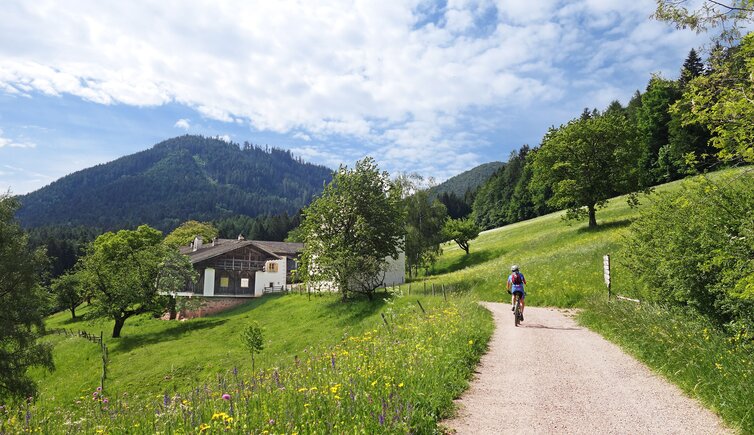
[{"xmin": 620, "ymin": 171, "xmax": 754, "ymax": 329}]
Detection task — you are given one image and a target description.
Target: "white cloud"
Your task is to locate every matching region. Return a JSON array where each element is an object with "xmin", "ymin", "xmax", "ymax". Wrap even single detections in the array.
[
  {"xmin": 0, "ymin": 0, "xmax": 706, "ymax": 180},
  {"xmin": 217, "ymin": 134, "xmax": 231, "ymax": 143},
  {"xmin": 174, "ymin": 118, "xmax": 191, "ymax": 130},
  {"xmin": 0, "ymin": 129, "xmax": 36, "ymax": 148}
]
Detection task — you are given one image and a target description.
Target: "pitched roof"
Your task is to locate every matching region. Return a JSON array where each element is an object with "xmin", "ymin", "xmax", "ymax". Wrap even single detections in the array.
[
  {"xmin": 250, "ymin": 240, "xmax": 304, "ymax": 257},
  {"xmin": 179, "ymin": 238, "xmax": 303, "ymax": 264}
]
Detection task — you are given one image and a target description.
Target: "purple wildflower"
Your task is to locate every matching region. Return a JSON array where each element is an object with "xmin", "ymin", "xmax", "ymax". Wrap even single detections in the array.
[
  {"xmin": 331, "ymin": 353, "xmax": 336, "ymax": 369},
  {"xmin": 102, "ymin": 398, "xmax": 109, "ymax": 404},
  {"xmin": 379, "ymin": 413, "xmax": 385, "ymax": 426},
  {"xmin": 222, "ymin": 393, "xmax": 231, "ymax": 401},
  {"xmin": 92, "ymin": 391, "xmax": 99, "ymax": 398},
  {"xmin": 163, "ymin": 394, "xmax": 170, "ymax": 407},
  {"xmin": 96, "ymin": 386, "xmax": 102, "ymax": 392},
  {"xmin": 269, "ymin": 419, "xmax": 276, "ymax": 426}
]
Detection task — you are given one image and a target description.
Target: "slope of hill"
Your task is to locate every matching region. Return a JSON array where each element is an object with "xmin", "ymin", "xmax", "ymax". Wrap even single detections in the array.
[
  {"xmin": 24, "ymin": 168, "xmax": 751, "ymax": 432},
  {"xmin": 429, "ymin": 161, "xmax": 503, "ymax": 199},
  {"xmin": 16, "ymin": 135, "xmax": 333, "ymax": 231}
]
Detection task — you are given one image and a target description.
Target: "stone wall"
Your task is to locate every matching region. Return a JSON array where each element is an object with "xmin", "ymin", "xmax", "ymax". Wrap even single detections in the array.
[{"xmin": 175, "ymin": 297, "xmax": 251, "ymax": 319}]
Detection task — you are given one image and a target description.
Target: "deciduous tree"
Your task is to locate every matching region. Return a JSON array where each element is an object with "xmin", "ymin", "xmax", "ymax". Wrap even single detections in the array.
[
  {"xmin": 406, "ymin": 194, "xmax": 447, "ymax": 276},
  {"xmin": 50, "ymin": 272, "xmax": 84, "ymax": 319},
  {"xmin": 78, "ymin": 225, "xmax": 195, "ymax": 337},
  {"xmin": 442, "ymin": 217, "xmax": 481, "ymax": 255},
  {"xmin": 531, "ymin": 112, "xmax": 642, "ymax": 228},
  {"xmin": 673, "ymin": 34, "xmax": 754, "ymax": 163},
  {"xmin": 654, "ymin": 0, "xmax": 754, "ymax": 43},
  {"xmin": 0, "ymin": 194, "xmax": 53, "ymax": 401},
  {"xmin": 298, "ymin": 158, "xmax": 404, "ymax": 301},
  {"xmin": 163, "ymin": 220, "xmax": 219, "ymax": 247}
]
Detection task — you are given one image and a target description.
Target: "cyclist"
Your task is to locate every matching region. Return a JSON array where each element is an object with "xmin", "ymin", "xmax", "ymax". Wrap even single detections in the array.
[{"xmin": 507, "ymin": 265, "xmax": 527, "ymax": 321}]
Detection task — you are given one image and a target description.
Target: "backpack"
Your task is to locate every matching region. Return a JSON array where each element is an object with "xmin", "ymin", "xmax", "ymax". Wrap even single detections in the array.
[{"xmin": 511, "ymin": 271, "xmax": 523, "ymax": 285}]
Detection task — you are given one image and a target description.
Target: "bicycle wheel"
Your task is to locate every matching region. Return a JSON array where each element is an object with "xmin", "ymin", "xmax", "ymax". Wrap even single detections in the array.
[{"xmin": 514, "ymin": 295, "xmax": 520, "ymax": 327}]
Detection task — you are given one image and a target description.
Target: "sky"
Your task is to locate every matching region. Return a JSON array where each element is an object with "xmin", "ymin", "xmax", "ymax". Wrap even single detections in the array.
[{"xmin": 0, "ymin": 0, "xmax": 707, "ymax": 195}]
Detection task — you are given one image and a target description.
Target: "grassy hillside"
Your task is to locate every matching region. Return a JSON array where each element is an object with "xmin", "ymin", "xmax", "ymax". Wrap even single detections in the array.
[
  {"xmin": 17, "ymin": 295, "xmax": 491, "ymax": 433},
  {"xmin": 420, "ymin": 166, "xmax": 753, "ymax": 432},
  {"xmin": 35, "ymin": 293, "xmax": 399, "ymax": 405},
  {"xmin": 422, "ymin": 167, "xmax": 748, "ymax": 306},
  {"xmin": 16, "ymin": 167, "xmax": 751, "ymax": 433}
]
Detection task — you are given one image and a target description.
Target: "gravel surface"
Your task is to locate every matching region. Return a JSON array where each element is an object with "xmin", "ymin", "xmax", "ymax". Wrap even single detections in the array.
[{"xmin": 443, "ymin": 303, "xmax": 732, "ymax": 435}]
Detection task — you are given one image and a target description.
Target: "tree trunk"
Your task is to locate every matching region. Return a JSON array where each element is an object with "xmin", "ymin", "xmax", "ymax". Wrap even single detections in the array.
[
  {"xmin": 588, "ymin": 204, "xmax": 597, "ymax": 228},
  {"xmin": 168, "ymin": 296, "xmax": 177, "ymax": 320},
  {"xmin": 462, "ymin": 242, "xmax": 470, "ymax": 255},
  {"xmin": 69, "ymin": 306, "xmax": 76, "ymax": 319},
  {"xmin": 112, "ymin": 316, "xmax": 126, "ymax": 338}
]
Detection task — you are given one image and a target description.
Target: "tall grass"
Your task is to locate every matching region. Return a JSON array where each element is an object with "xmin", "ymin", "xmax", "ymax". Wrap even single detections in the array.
[
  {"xmin": 580, "ymin": 301, "xmax": 754, "ymax": 433},
  {"xmin": 1, "ymin": 297, "xmax": 492, "ymax": 434}
]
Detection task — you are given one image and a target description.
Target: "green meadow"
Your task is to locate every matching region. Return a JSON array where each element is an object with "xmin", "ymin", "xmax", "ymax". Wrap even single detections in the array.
[{"xmin": 3, "ymin": 167, "xmax": 751, "ymax": 433}]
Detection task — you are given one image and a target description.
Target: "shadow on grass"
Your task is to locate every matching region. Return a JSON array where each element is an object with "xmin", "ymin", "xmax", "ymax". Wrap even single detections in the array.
[
  {"xmin": 111, "ymin": 318, "xmax": 228, "ymax": 354},
  {"xmin": 59, "ymin": 314, "xmax": 89, "ymax": 326},
  {"xmin": 428, "ymin": 248, "xmax": 503, "ymax": 276},
  {"xmin": 321, "ymin": 293, "xmax": 391, "ymax": 326},
  {"xmin": 577, "ymin": 218, "xmax": 634, "ymax": 234}
]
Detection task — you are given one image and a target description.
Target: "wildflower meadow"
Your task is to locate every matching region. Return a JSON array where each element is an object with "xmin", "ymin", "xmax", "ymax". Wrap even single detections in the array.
[{"xmin": 0, "ymin": 297, "xmax": 492, "ymax": 434}]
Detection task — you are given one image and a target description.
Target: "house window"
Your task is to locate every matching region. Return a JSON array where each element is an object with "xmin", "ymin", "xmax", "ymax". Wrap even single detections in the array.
[
  {"xmin": 267, "ymin": 262, "xmax": 278, "ymax": 273},
  {"xmin": 241, "ymin": 278, "xmax": 249, "ymax": 288},
  {"xmin": 220, "ymin": 276, "xmax": 229, "ymax": 287}
]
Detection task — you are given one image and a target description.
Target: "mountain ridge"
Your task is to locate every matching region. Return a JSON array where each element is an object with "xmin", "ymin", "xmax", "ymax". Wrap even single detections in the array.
[
  {"xmin": 429, "ymin": 161, "xmax": 504, "ymax": 199},
  {"xmin": 16, "ymin": 135, "xmax": 333, "ymax": 231}
]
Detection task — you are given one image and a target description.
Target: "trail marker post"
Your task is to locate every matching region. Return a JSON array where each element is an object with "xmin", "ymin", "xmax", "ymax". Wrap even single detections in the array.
[{"xmin": 603, "ymin": 254, "xmax": 611, "ymax": 300}]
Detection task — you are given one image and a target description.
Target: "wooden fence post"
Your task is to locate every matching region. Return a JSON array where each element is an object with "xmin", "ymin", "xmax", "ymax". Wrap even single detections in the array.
[{"xmin": 416, "ymin": 300, "xmax": 426, "ymax": 314}]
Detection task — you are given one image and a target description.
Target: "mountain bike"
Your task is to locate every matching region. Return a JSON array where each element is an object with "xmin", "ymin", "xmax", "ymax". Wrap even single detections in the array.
[{"xmin": 507, "ymin": 290, "xmax": 523, "ymax": 327}]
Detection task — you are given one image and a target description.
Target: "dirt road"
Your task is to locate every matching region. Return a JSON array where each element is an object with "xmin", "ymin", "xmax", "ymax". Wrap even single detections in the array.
[{"xmin": 444, "ymin": 304, "xmax": 731, "ymax": 434}]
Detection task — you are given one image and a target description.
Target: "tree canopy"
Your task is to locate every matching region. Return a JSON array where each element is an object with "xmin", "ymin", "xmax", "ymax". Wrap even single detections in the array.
[
  {"xmin": 653, "ymin": 0, "xmax": 754, "ymax": 43},
  {"xmin": 442, "ymin": 217, "xmax": 481, "ymax": 255},
  {"xmin": 531, "ymin": 111, "xmax": 642, "ymax": 228},
  {"xmin": 78, "ymin": 225, "xmax": 195, "ymax": 337},
  {"xmin": 298, "ymin": 157, "xmax": 405, "ymax": 301},
  {"xmin": 401, "ymin": 176, "xmax": 447, "ymax": 276},
  {"xmin": 673, "ymin": 33, "xmax": 754, "ymax": 163},
  {"xmin": 164, "ymin": 220, "xmax": 219, "ymax": 247},
  {"xmin": 0, "ymin": 195, "xmax": 53, "ymax": 401}
]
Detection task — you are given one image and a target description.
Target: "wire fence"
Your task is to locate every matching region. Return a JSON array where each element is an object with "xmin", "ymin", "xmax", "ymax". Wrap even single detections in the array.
[{"xmin": 48, "ymin": 328, "xmax": 109, "ymax": 391}]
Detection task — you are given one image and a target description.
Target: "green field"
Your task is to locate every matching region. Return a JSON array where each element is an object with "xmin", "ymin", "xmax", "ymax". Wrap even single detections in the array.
[{"xmin": 7, "ymin": 167, "xmax": 751, "ymax": 433}]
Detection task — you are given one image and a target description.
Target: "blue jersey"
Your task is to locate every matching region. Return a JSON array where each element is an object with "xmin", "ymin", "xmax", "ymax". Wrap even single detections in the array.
[{"xmin": 507, "ymin": 272, "xmax": 526, "ymax": 292}]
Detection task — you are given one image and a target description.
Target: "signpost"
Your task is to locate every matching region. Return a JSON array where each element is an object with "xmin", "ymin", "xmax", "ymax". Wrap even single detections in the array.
[{"xmin": 603, "ymin": 254, "xmax": 611, "ymax": 300}]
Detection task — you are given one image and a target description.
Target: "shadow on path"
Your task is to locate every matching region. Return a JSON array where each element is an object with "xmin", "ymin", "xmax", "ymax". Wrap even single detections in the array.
[{"xmin": 519, "ymin": 323, "xmax": 582, "ymax": 331}]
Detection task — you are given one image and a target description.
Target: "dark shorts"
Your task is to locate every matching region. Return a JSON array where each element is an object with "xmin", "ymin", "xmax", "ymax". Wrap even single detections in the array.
[{"xmin": 512, "ymin": 289, "xmax": 525, "ymax": 300}]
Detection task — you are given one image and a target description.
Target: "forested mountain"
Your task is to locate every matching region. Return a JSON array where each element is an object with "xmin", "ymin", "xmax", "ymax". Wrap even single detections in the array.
[
  {"xmin": 16, "ymin": 135, "xmax": 333, "ymax": 231},
  {"xmin": 428, "ymin": 162, "xmax": 503, "ymax": 199}
]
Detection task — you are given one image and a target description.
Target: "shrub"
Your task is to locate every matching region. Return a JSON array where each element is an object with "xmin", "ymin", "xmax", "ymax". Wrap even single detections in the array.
[{"xmin": 620, "ymin": 171, "xmax": 754, "ymax": 330}]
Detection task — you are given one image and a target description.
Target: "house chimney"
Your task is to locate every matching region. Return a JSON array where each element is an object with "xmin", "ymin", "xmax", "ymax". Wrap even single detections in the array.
[
  {"xmin": 237, "ymin": 233, "xmax": 245, "ymax": 241},
  {"xmin": 193, "ymin": 236, "xmax": 203, "ymax": 251}
]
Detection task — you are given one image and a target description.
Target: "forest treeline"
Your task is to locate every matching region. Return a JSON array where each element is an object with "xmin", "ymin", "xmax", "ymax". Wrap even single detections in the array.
[
  {"xmin": 16, "ymin": 135, "xmax": 332, "ymax": 231},
  {"xmin": 471, "ymin": 46, "xmax": 734, "ymax": 230},
  {"xmin": 20, "ymin": 135, "xmax": 327, "ymax": 281}
]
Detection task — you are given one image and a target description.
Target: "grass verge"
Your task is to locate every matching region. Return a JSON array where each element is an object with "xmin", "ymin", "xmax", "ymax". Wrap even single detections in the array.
[
  {"xmin": 2, "ymin": 296, "xmax": 492, "ymax": 433},
  {"xmin": 579, "ymin": 301, "xmax": 753, "ymax": 433}
]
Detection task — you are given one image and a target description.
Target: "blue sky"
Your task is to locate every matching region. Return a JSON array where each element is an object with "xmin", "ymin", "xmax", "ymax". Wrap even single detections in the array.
[{"xmin": 0, "ymin": 0, "xmax": 706, "ymax": 194}]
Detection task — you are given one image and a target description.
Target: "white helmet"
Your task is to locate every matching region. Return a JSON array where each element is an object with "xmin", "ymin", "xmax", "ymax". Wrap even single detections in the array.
[{"xmin": 511, "ymin": 265, "xmax": 520, "ymax": 272}]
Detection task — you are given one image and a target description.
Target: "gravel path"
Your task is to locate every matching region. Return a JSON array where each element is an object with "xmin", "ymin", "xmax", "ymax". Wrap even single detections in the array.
[{"xmin": 443, "ymin": 304, "xmax": 732, "ymax": 435}]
